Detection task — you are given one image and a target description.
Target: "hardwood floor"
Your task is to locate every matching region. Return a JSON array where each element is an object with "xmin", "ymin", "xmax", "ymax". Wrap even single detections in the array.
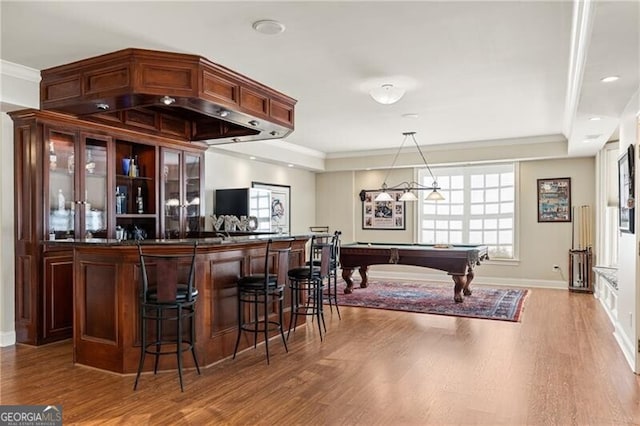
[{"xmin": 2, "ymin": 287, "xmax": 640, "ymax": 425}]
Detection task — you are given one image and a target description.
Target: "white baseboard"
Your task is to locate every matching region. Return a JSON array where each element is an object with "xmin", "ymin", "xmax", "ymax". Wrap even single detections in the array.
[
  {"xmin": 366, "ymin": 270, "xmax": 567, "ymax": 290},
  {"xmin": 613, "ymin": 323, "xmax": 636, "ymax": 373},
  {"xmin": 0, "ymin": 330, "xmax": 16, "ymax": 347}
]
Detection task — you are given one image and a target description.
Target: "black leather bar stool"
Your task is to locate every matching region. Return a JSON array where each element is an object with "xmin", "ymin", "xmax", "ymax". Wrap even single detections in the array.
[
  {"xmin": 134, "ymin": 242, "xmax": 200, "ymax": 392},
  {"xmin": 233, "ymin": 239, "xmax": 292, "ymax": 364},
  {"xmin": 287, "ymin": 236, "xmax": 332, "ymax": 341},
  {"xmin": 309, "ymin": 231, "xmax": 342, "ymax": 319}
]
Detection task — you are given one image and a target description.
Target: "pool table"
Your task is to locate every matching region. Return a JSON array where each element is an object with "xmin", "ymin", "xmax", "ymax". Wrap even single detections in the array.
[{"xmin": 339, "ymin": 243, "xmax": 489, "ymax": 303}]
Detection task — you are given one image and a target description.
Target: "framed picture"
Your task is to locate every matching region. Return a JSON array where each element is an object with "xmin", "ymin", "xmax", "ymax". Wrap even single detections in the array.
[
  {"xmin": 361, "ymin": 190, "xmax": 406, "ymax": 230},
  {"xmin": 252, "ymin": 182, "xmax": 291, "ymax": 233},
  {"xmin": 618, "ymin": 144, "xmax": 635, "ymax": 234},
  {"xmin": 537, "ymin": 177, "xmax": 571, "ymax": 222}
]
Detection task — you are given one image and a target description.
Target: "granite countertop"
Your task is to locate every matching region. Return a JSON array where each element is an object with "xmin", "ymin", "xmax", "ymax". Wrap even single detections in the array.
[{"xmin": 44, "ymin": 233, "xmax": 309, "ymax": 247}]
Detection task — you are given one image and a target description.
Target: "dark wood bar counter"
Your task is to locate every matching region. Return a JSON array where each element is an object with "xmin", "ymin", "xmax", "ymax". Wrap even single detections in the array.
[{"xmin": 48, "ymin": 235, "xmax": 309, "ymax": 374}]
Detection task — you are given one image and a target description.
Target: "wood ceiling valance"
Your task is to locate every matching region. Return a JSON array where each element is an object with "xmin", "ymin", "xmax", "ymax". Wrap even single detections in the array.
[{"xmin": 40, "ymin": 48, "xmax": 296, "ymax": 144}]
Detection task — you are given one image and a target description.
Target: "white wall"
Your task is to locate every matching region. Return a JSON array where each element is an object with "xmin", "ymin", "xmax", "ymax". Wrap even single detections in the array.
[
  {"xmin": 615, "ymin": 90, "xmax": 639, "ymax": 371},
  {"xmin": 0, "ymin": 113, "xmax": 16, "ymax": 346},
  {"xmin": 203, "ymin": 151, "xmax": 316, "ymax": 235},
  {"xmin": 0, "ymin": 60, "xmax": 40, "ymax": 346},
  {"xmin": 316, "ymin": 156, "xmax": 595, "ymax": 288}
]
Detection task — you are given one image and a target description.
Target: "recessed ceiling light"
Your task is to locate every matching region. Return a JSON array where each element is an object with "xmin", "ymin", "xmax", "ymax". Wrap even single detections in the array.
[
  {"xmin": 287, "ymin": 164, "xmax": 294, "ymax": 168},
  {"xmin": 589, "ymin": 117, "xmax": 601, "ymax": 121},
  {"xmin": 249, "ymin": 156, "xmax": 256, "ymax": 160},
  {"xmin": 252, "ymin": 20, "xmax": 285, "ymax": 35},
  {"xmin": 402, "ymin": 113, "xmax": 419, "ymax": 119},
  {"xmin": 582, "ymin": 134, "xmax": 602, "ymax": 143},
  {"xmin": 600, "ymin": 75, "xmax": 619, "ymax": 83},
  {"xmin": 160, "ymin": 96, "xmax": 175, "ymax": 105}
]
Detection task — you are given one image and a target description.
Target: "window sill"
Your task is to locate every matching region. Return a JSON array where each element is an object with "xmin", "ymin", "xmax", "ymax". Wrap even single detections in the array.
[{"xmin": 484, "ymin": 258, "xmax": 520, "ymax": 267}]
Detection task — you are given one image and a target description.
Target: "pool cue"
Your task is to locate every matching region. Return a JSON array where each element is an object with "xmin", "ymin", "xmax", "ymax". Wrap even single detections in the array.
[
  {"xmin": 571, "ymin": 206, "xmax": 575, "ymax": 249},
  {"xmin": 577, "ymin": 206, "xmax": 584, "ymax": 286}
]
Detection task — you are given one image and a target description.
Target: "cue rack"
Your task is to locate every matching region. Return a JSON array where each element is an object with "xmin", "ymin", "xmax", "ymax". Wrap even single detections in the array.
[{"xmin": 569, "ymin": 205, "xmax": 593, "ymax": 293}]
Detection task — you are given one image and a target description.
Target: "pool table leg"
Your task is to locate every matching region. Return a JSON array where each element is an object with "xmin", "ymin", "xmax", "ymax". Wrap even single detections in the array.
[
  {"xmin": 342, "ymin": 266, "xmax": 370, "ymax": 294},
  {"xmin": 342, "ymin": 268, "xmax": 355, "ymax": 294},
  {"xmin": 358, "ymin": 266, "xmax": 369, "ymax": 288},
  {"xmin": 451, "ymin": 268, "xmax": 476, "ymax": 303}
]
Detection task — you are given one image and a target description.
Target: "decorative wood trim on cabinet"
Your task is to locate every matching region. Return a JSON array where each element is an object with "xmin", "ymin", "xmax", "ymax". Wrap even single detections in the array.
[
  {"xmin": 84, "ymin": 65, "xmax": 131, "ymax": 96},
  {"xmin": 201, "ymin": 69, "xmax": 239, "ymax": 106},
  {"xmin": 270, "ymin": 98, "xmax": 295, "ymax": 127},
  {"xmin": 138, "ymin": 62, "xmax": 196, "ymax": 94},
  {"xmin": 41, "ymin": 76, "xmax": 82, "ymax": 103},
  {"xmin": 239, "ymin": 87, "xmax": 269, "ymax": 118},
  {"xmin": 43, "ymin": 252, "xmax": 73, "ymax": 341}
]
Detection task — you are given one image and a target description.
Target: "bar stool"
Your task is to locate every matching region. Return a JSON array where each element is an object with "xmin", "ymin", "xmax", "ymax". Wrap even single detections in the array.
[
  {"xmin": 233, "ymin": 239, "xmax": 292, "ymax": 364},
  {"xmin": 307, "ymin": 231, "xmax": 341, "ymax": 319},
  {"xmin": 134, "ymin": 242, "xmax": 200, "ymax": 392},
  {"xmin": 287, "ymin": 236, "xmax": 332, "ymax": 341}
]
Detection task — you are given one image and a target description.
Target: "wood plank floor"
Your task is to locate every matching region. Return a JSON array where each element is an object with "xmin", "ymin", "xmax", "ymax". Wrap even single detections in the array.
[{"xmin": 2, "ymin": 287, "xmax": 640, "ymax": 425}]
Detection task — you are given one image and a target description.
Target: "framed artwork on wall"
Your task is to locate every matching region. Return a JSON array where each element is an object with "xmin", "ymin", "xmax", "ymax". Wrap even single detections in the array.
[
  {"xmin": 537, "ymin": 177, "xmax": 571, "ymax": 222},
  {"xmin": 618, "ymin": 144, "xmax": 635, "ymax": 234},
  {"xmin": 252, "ymin": 182, "xmax": 291, "ymax": 233},
  {"xmin": 361, "ymin": 190, "xmax": 406, "ymax": 230}
]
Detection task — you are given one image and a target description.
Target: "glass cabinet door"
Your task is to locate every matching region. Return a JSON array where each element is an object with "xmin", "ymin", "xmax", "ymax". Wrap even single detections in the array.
[
  {"xmin": 184, "ymin": 153, "xmax": 201, "ymax": 236},
  {"xmin": 47, "ymin": 128, "xmax": 76, "ymax": 239},
  {"xmin": 162, "ymin": 149, "xmax": 182, "ymax": 239},
  {"xmin": 81, "ymin": 135, "xmax": 110, "ymax": 238},
  {"xmin": 161, "ymin": 149, "xmax": 202, "ymax": 239}
]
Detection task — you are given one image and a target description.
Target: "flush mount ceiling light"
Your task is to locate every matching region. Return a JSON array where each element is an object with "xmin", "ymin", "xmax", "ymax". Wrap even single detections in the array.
[
  {"xmin": 252, "ymin": 20, "xmax": 286, "ymax": 35},
  {"xmin": 600, "ymin": 75, "xmax": 619, "ymax": 83},
  {"xmin": 160, "ymin": 96, "xmax": 175, "ymax": 105},
  {"xmin": 369, "ymin": 84, "xmax": 405, "ymax": 105},
  {"xmin": 373, "ymin": 132, "xmax": 444, "ymax": 202}
]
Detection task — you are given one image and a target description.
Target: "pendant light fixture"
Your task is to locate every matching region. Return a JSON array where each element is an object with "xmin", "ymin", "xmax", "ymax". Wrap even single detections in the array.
[{"xmin": 374, "ymin": 132, "xmax": 444, "ymax": 202}]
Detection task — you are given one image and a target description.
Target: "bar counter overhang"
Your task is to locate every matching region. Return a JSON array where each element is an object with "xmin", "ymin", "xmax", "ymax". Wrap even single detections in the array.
[{"xmin": 49, "ymin": 235, "xmax": 309, "ymax": 374}]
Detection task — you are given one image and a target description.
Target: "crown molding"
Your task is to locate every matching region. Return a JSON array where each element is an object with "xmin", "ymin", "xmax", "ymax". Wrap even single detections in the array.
[
  {"xmin": 562, "ymin": 0, "xmax": 594, "ymax": 139},
  {"xmin": 1, "ymin": 60, "xmax": 40, "ymax": 82}
]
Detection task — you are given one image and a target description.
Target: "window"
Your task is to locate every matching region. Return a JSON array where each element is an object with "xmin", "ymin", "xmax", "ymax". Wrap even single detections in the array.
[{"xmin": 418, "ymin": 163, "xmax": 516, "ymax": 259}]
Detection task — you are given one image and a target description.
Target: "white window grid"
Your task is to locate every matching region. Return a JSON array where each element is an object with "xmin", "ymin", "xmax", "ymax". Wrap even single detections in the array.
[{"xmin": 418, "ymin": 163, "xmax": 516, "ymax": 259}]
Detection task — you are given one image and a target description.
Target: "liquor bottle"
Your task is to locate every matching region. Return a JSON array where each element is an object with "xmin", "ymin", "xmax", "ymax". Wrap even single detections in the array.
[
  {"xmin": 58, "ymin": 189, "xmax": 65, "ymax": 212},
  {"xmin": 49, "ymin": 142, "xmax": 57, "ymax": 170},
  {"xmin": 85, "ymin": 149, "xmax": 96, "ymax": 174},
  {"xmin": 68, "ymin": 151, "xmax": 74, "ymax": 174},
  {"xmin": 116, "ymin": 188, "xmax": 123, "ymax": 214},
  {"xmin": 128, "ymin": 156, "xmax": 136, "ymax": 177},
  {"xmin": 136, "ymin": 187, "xmax": 144, "ymax": 214},
  {"xmin": 134, "ymin": 155, "xmax": 140, "ymax": 177}
]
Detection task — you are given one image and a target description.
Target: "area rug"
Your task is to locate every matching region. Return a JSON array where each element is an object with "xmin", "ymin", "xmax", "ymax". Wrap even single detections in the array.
[{"xmin": 334, "ymin": 279, "xmax": 528, "ymax": 322}]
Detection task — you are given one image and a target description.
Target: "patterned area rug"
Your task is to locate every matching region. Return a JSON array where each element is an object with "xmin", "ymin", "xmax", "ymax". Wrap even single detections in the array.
[{"xmin": 334, "ymin": 279, "xmax": 528, "ymax": 322}]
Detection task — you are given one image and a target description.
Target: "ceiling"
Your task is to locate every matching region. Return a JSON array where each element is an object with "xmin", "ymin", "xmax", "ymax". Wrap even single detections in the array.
[{"xmin": 1, "ymin": 1, "xmax": 638, "ymax": 161}]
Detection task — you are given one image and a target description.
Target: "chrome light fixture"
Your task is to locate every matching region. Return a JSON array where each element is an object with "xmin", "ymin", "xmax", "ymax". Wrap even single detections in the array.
[
  {"xmin": 374, "ymin": 132, "xmax": 444, "ymax": 202},
  {"xmin": 369, "ymin": 84, "xmax": 405, "ymax": 105},
  {"xmin": 160, "ymin": 95, "xmax": 176, "ymax": 105}
]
